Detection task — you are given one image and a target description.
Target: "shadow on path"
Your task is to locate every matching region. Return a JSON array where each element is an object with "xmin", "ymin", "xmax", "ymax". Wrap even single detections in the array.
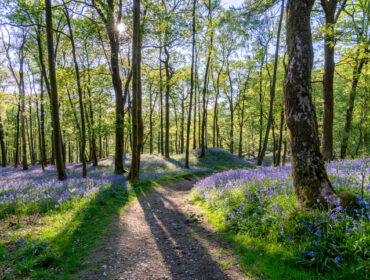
[{"xmin": 134, "ymin": 180, "xmax": 232, "ymax": 280}]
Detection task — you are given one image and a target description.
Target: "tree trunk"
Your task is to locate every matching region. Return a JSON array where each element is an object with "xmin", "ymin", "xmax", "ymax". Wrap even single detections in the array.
[
  {"xmin": 129, "ymin": 0, "xmax": 143, "ymax": 181},
  {"xmin": 276, "ymin": 107, "xmax": 284, "ymax": 166},
  {"xmin": 40, "ymin": 74, "xmax": 47, "ymax": 169},
  {"xmin": 28, "ymin": 96, "xmax": 36, "ymax": 165},
  {"xmin": 164, "ymin": 44, "xmax": 171, "ymax": 159},
  {"xmin": 45, "ymin": 0, "xmax": 67, "ymax": 180},
  {"xmin": 19, "ymin": 45, "xmax": 28, "ymax": 171},
  {"xmin": 0, "ymin": 116, "xmax": 6, "ymax": 167},
  {"xmin": 149, "ymin": 83, "xmax": 153, "ymax": 154},
  {"xmin": 64, "ymin": 6, "xmax": 87, "ymax": 177},
  {"xmin": 284, "ymin": 0, "xmax": 339, "ymax": 206},
  {"xmin": 321, "ymin": 0, "xmax": 337, "ymax": 161},
  {"xmin": 258, "ymin": 57, "xmax": 264, "ymax": 158},
  {"xmin": 159, "ymin": 46, "xmax": 164, "ymax": 156},
  {"xmin": 14, "ymin": 105, "xmax": 20, "ymax": 168},
  {"xmin": 180, "ymin": 97, "xmax": 185, "ymax": 153},
  {"xmin": 227, "ymin": 64, "xmax": 234, "ymax": 154},
  {"xmin": 340, "ymin": 52, "xmax": 366, "ymax": 159},
  {"xmin": 185, "ymin": 0, "xmax": 196, "ymax": 168},
  {"xmin": 257, "ymin": 0, "xmax": 284, "ymax": 166},
  {"xmin": 200, "ymin": 0, "xmax": 213, "ymax": 158},
  {"xmin": 282, "ymin": 139, "xmax": 287, "ymax": 166}
]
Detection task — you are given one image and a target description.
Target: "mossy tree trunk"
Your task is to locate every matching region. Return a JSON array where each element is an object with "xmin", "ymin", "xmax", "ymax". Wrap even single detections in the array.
[{"xmin": 284, "ymin": 0, "xmax": 339, "ymax": 206}]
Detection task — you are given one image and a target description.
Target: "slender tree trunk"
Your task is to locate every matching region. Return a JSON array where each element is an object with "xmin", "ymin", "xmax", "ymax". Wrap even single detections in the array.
[
  {"xmin": 200, "ymin": 0, "xmax": 213, "ymax": 158},
  {"xmin": 276, "ymin": 107, "xmax": 284, "ymax": 166},
  {"xmin": 14, "ymin": 105, "xmax": 20, "ymax": 168},
  {"xmin": 159, "ymin": 46, "xmax": 164, "ymax": 156},
  {"xmin": 45, "ymin": 0, "xmax": 67, "ymax": 180},
  {"xmin": 320, "ymin": 0, "xmax": 347, "ymax": 161},
  {"xmin": 164, "ymin": 44, "xmax": 171, "ymax": 159},
  {"xmin": 213, "ymin": 65, "xmax": 223, "ymax": 148},
  {"xmin": 257, "ymin": 0, "xmax": 284, "ymax": 166},
  {"xmin": 227, "ymin": 64, "xmax": 234, "ymax": 154},
  {"xmin": 19, "ymin": 47, "xmax": 28, "ymax": 171},
  {"xmin": 129, "ymin": 0, "xmax": 143, "ymax": 181},
  {"xmin": 0, "ymin": 116, "xmax": 6, "ymax": 167},
  {"xmin": 258, "ymin": 57, "xmax": 264, "ymax": 158},
  {"xmin": 149, "ymin": 83, "xmax": 153, "ymax": 154},
  {"xmin": 64, "ymin": 6, "xmax": 87, "ymax": 177},
  {"xmin": 284, "ymin": 0, "xmax": 339, "ymax": 206},
  {"xmin": 282, "ymin": 139, "xmax": 287, "ymax": 166},
  {"xmin": 193, "ymin": 74, "xmax": 197, "ymax": 150},
  {"xmin": 340, "ymin": 53, "xmax": 366, "ymax": 159},
  {"xmin": 28, "ymin": 96, "xmax": 35, "ymax": 164},
  {"xmin": 185, "ymin": 15, "xmax": 195, "ymax": 167},
  {"xmin": 180, "ymin": 97, "xmax": 185, "ymax": 153}
]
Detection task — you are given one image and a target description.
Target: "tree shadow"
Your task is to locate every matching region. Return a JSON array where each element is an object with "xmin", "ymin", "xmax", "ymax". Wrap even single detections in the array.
[{"xmin": 133, "ymin": 180, "xmax": 232, "ymax": 280}]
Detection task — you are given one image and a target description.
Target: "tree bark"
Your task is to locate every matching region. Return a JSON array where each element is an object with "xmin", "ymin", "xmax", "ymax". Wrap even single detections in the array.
[
  {"xmin": 284, "ymin": 0, "xmax": 339, "ymax": 206},
  {"xmin": 129, "ymin": 0, "xmax": 143, "ymax": 181},
  {"xmin": 45, "ymin": 0, "xmax": 67, "ymax": 180}
]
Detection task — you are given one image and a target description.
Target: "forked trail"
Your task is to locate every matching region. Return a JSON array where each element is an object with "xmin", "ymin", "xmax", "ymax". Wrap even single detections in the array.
[{"xmin": 79, "ymin": 179, "xmax": 248, "ymax": 280}]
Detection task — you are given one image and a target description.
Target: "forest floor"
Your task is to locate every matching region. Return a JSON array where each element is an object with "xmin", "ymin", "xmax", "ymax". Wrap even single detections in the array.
[{"xmin": 78, "ymin": 178, "xmax": 248, "ymax": 280}]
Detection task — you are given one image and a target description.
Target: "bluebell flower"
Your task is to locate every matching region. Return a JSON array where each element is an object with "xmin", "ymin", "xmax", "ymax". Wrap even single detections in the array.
[{"xmin": 307, "ymin": 251, "xmax": 315, "ymax": 257}]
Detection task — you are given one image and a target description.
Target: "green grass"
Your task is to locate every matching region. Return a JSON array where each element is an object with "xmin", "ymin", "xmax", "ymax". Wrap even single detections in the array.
[
  {"xmin": 0, "ymin": 171, "xmax": 211, "ymax": 279},
  {"xmin": 194, "ymin": 204, "xmax": 329, "ymax": 280},
  {"xmin": 0, "ymin": 148, "xmax": 253, "ymax": 279}
]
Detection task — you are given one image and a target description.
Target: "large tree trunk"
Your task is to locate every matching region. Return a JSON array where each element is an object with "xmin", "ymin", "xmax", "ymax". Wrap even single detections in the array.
[
  {"xmin": 45, "ymin": 0, "xmax": 67, "ymax": 180},
  {"xmin": 0, "ymin": 116, "xmax": 6, "ymax": 167},
  {"xmin": 129, "ymin": 0, "xmax": 143, "ymax": 181},
  {"xmin": 284, "ymin": 0, "xmax": 339, "ymax": 206},
  {"xmin": 257, "ymin": 0, "xmax": 284, "ymax": 166}
]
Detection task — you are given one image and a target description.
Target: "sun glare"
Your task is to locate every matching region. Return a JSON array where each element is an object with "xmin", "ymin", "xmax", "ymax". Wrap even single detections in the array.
[{"xmin": 116, "ymin": 22, "xmax": 125, "ymax": 34}]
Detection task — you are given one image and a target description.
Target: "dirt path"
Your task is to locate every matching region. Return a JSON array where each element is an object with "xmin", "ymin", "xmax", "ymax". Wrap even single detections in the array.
[{"xmin": 79, "ymin": 179, "xmax": 249, "ymax": 280}]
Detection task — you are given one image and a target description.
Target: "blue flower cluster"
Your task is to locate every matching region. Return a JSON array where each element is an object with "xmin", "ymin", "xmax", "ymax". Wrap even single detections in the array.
[{"xmin": 193, "ymin": 158, "xmax": 369, "ymax": 271}]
